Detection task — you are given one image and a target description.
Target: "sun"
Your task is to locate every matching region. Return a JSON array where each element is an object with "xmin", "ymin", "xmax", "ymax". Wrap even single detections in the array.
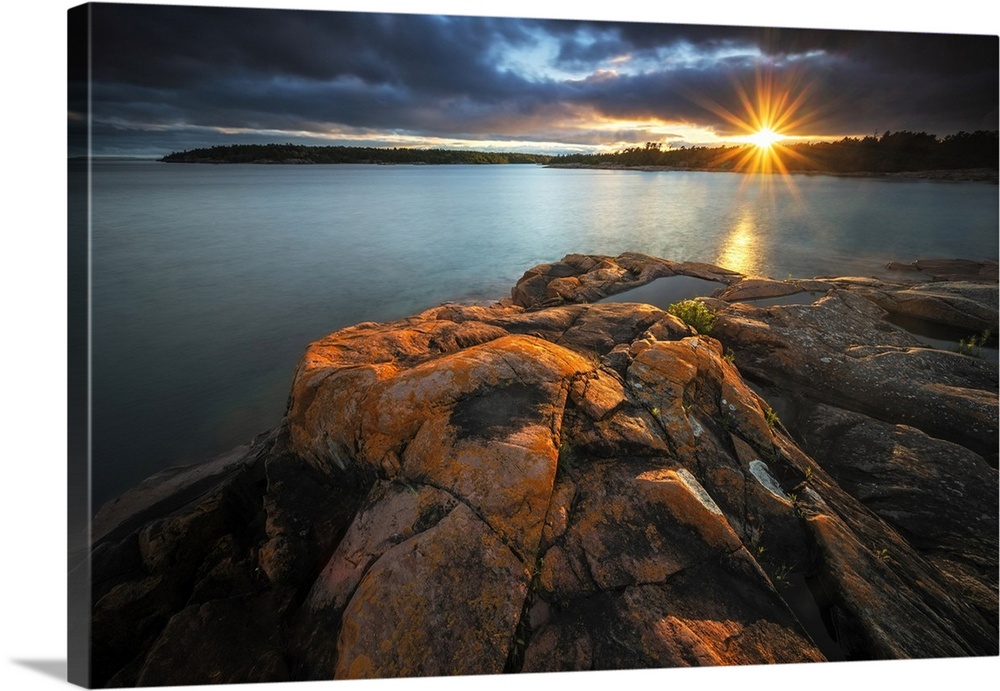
[
  {"xmin": 747, "ymin": 127, "xmax": 784, "ymax": 149},
  {"xmin": 685, "ymin": 66, "xmax": 823, "ymax": 179}
]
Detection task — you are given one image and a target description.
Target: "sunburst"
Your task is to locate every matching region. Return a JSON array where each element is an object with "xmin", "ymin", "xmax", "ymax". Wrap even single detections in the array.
[
  {"xmin": 689, "ymin": 67, "xmax": 825, "ymax": 179},
  {"xmin": 747, "ymin": 127, "xmax": 784, "ymax": 149}
]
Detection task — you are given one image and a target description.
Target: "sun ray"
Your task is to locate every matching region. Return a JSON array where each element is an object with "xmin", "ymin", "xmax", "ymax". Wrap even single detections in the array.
[{"xmin": 679, "ymin": 62, "xmax": 834, "ymax": 201}]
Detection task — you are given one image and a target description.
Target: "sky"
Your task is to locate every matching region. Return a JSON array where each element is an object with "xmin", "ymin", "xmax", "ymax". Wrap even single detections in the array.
[{"xmin": 69, "ymin": 1, "xmax": 999, "ymax": 158}]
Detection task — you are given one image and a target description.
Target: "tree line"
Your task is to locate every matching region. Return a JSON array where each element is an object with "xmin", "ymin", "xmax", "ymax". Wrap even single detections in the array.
[
  {"xmin": 160, "ymin": 143, "xmax": 550, "ymax": 165},
  {"xmin": 551, "ymin": 130, "xmax": 998, "ymax": 173},
  {"xmin": 160, "ymin": 131, "xmax": 997, "ymax": 174}
]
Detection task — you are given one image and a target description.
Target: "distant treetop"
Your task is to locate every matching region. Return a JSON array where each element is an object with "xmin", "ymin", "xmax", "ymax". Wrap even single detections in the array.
[
  {"xmin": 160, "ymin": 143, "xmax": 550, "ymax": 165},
  {"xmin": 551, "ymin": 130, "xmax": 999, "ymax": 174}
]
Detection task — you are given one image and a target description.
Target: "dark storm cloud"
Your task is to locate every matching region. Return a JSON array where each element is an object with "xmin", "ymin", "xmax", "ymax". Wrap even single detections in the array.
[
  {"xmin": 88, "ymin": 5, "xmax": 534, "ymax": 99},
  {"xmin": 539, "ymin": 19, "xmax": 998, "ymax": 134},
  {"xmin": 74, "ymin": 3, "xmax": 998, "ymax": 156}
]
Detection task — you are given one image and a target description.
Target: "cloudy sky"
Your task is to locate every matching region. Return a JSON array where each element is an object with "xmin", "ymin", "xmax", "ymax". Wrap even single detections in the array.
[{"xmin": 69, "ymin": 1, "xmax": 998, "ymax": 157}]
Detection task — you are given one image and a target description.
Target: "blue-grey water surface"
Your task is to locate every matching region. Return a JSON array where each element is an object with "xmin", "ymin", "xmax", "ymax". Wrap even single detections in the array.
[{"xmin": 81, "ymin": 160, "xmax": 998, "ymax": 507}]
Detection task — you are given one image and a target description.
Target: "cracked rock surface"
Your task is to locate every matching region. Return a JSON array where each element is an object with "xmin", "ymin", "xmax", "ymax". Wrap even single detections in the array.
[{"xmin": 87, "ymin": 253, "xmax": 998, "ymax": 686}]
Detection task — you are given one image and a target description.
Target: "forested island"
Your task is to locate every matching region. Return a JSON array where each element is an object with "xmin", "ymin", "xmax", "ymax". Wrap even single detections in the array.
[
  {"xmin": 551, "ymin": 130, "xmax": 999, "ymax": 177},
  {"xmin": 160, "ymin": 130, "xmax": 998, "ymax": 180},
  {"xmin": 160, "ymin": 143, "xmax": 550, "ymax": 165}
]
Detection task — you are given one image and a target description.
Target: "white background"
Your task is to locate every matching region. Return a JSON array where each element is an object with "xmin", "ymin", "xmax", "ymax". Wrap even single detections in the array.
[{"xmin": 2, "ymin": 1, "xmax": 997, "ymax": 690}]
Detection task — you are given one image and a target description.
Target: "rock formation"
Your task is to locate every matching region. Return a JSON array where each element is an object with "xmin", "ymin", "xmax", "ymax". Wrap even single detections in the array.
[{"xmin": 86, "ymin": 253, "xmax": 999, "ymax": 686}]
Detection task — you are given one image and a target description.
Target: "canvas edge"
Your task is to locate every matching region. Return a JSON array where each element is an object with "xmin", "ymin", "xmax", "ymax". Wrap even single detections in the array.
[{"xmin": 67, "ymin": 3, "xmax": 92, "ymax": 688}]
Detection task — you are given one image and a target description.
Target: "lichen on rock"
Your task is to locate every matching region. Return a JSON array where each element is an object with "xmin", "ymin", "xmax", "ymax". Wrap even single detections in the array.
[{"xmin": 87, "ymin": 252, "xmax": 999, "ymax": 686}]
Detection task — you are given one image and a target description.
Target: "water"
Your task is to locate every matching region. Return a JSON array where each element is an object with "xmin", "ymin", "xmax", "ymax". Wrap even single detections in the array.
[
  {"xmin": 599, "ymin": 276, "xmax": 725, "ymax": 307},
  {"xmin": 78, "ymin": 160, "xmax": 998, "ymax": 507}
]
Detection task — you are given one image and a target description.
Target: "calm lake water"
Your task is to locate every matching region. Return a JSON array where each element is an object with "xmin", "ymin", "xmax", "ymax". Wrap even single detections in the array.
[{"xmin": 80, "ymin": 160, "xmax": 998, "ymax": 507}]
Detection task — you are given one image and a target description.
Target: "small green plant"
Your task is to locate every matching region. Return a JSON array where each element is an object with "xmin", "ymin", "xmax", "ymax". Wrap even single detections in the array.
[
  {"xmin": 557, "ymin": 442, "xmax": 576, "ymax": 478},
  {"xmin": 668, "ymin": 299, "xmax": 717, "ymax": 334},
  {"xmin": 803, "ymin": 466, "xmax": 813, "ymax": 482},
  {"xmin": 746, "ymin": 524, "xmax": 764, "ymax": 551},
  {"xmin": 956, "ymin": 329, "xmax": 992, "ymax": 357},
  {"xmin": 723, "ymin": 349, "xmax": 736, "ymax": 364},
  {"xmin": 651, "ymin": 406, "xmax": 660, "ymax": 418},
  {"xmin": 773, "ymin": 563, "xmax": 794, "ymax": 586},
  {"xmin": 872, "ymin": 546, "xmax": 890, "ymax": 562},
  {"xmin": 764, "ymin": 407, "xmax": 779, "ymax": 428}
]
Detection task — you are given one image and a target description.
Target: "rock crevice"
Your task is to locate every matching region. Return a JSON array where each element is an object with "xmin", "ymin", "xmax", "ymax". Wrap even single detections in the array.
[{"xmin": 88, "ymin": 252, "xmax": 999, "ymax": 686}]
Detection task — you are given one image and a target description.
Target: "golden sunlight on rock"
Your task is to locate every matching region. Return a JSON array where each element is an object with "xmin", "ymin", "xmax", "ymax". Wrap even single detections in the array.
[{"xmin": 87, "ymin": 253, "xmax": 998, "ymax": 685}]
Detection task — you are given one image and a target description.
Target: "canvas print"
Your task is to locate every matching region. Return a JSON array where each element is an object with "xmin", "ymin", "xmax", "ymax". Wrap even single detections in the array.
[{"xmin": 67, "ymin": 1, "xmax": 999, "ymax": 688}]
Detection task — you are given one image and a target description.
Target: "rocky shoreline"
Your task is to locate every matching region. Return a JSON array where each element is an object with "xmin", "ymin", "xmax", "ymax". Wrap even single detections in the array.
[{"xmin": 86, "ymin": 253, "xmax": 998, "ymax": 686}]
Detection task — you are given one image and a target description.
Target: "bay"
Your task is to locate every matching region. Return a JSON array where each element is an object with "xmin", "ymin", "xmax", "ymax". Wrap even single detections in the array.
[{"xmin": 81, "ymin": 160, "xmax": 998, "ymax": 507}]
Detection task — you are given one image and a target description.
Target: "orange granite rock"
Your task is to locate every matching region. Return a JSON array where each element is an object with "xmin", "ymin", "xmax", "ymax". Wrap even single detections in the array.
[{"xmin": 87, "ymin": 253, "xmax": 998, "ymax": 686}]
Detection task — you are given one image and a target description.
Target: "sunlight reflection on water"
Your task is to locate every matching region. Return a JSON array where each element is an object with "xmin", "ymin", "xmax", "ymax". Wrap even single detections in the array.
[{"xmin": 717, "ymin": 209, "xmax": 765, "ymax": 276}]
